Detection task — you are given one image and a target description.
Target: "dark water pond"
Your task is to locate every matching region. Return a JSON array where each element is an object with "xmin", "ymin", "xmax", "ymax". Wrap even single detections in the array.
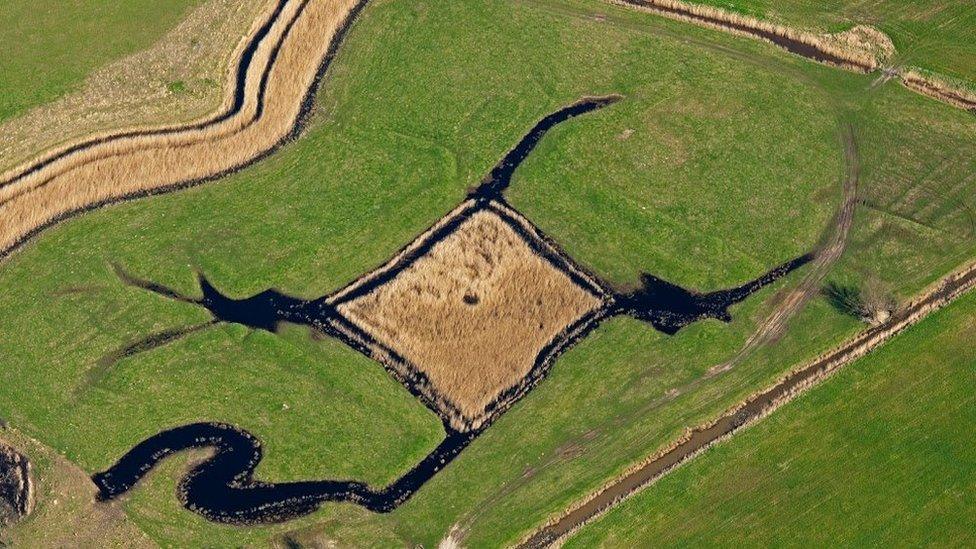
[{"xmin": 95, "ymin": 96, "xmax": 814, "ymax": 524}]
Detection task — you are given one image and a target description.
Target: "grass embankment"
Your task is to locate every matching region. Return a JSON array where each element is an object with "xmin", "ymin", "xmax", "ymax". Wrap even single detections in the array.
[
  {"xmin": 0, "ymin": 0, "xmax": 203, "ymax": 124},
  {"xmin": 690, "ymin": 0, "xmax": 976, "ymax": 84},
  {"xmin": 0, "ymin": 0, "xmax": 268, "ymax": 174},
  {"xmin": 0, "ymin": 0, "xmax": 365, "ymax": 258},
  {"xmin": 567, "ymin": 288, "xmax": 976, "ymax": 548},
  {"xmin": 0, "ymin": 0, "xmax": 974, "ymax": 546}
]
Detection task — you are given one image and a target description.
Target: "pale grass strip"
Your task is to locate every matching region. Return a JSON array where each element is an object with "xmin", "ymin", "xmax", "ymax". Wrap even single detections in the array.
[
  {"xmin": 0, "ymin": 0, "xmax": 301, "ymax": 200},
  {"xmin": 0, "ymin": 0, "xmax": 362, "ymax": 257},
  {"xmin": 610, "ymin": 0, "xmax": 976, "ymax": 113},
  {"xmin": 608, "ymin": 0, "xmax": 891, "ymax": 71}
]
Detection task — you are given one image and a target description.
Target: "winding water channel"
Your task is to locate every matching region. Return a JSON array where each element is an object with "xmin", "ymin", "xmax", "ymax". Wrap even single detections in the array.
[{"xmin": 94, "ymin": 97, "xmax": 813, "ymax": 524}]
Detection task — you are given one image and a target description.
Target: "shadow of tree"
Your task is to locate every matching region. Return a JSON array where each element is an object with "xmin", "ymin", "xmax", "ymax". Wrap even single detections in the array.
[{"xmin": 822, "ymin": 281, "xmax": 864, "ymax": 319}]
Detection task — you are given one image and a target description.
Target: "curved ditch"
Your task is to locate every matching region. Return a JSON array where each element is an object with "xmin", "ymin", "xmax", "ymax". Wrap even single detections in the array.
[
  {"xmin": 94, "ymin": 98, "xmax": 814, "ymax": 523},
  {"xmin": 93, "ymin": 423, "xmax": 474, "ymax": 523},
  {"xmin": 0, "ymin": 0, "xmax": 371, "ymax": 261},
  {"xmin": 0, "ymin": 0, "xmax": 291, "ymax": 189}
]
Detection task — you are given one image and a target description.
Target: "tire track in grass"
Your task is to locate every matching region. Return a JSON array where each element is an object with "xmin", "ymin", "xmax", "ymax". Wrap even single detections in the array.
[
  {"xmin": 520, "ymin": 249, "xmax": 976, "ymax": 548},
  {"xmin": 0, "ymin": 0, "xmax": 370, "ymax": 262}
]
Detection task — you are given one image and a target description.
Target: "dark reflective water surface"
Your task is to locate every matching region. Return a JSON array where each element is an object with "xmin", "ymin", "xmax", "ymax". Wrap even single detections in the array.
[
  {"xmin": 95, "ymin": 97, "xmax": 815, "ymax": 524},
  {"xmin": 93, "ymin": 423, "xmax": 473, "ymax": 523},
  {"xmin": 614, "ymin": 253, "xmax": 814, "ymax": 334}
]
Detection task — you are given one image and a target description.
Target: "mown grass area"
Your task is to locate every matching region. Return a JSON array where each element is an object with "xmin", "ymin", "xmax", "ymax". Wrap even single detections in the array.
[
  {"xmin": 0, "ymin": 0, "xmax": 203, "ymax": 123},
  {"xmin": 567, "ymin": 288, "xmax": 976, "ymax": 548},
  {"xmin": 693, "ymin": 0, "xmax": 976, "ymax": 83},
  {"xmin": 1, "ymin": 0, "xmax": 974, "ymax": 546}
]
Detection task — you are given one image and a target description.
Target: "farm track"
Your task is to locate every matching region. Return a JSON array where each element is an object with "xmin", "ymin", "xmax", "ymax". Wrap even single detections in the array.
[
  {"xmin": 520, "ymin": 252, "xmax": 976, "ymax": 548},
  {"xmin": 0, "ymin": 0, "xmax": 369, "ymax": 261},
  {"xmin": 708, "ymin": 124, "xmax": 859, "ymax": 376}
]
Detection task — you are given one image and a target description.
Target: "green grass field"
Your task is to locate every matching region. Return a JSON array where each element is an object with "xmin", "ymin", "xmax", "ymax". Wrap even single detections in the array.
[
  {"xmin": 1, "ymin": 0, "xmax": 974, "ymax": 546},
  {"xmin": 695, "ymin": 0, "xmax": 976, "ymax": 83},
  {"xmin": 567, "ymin": 285, "xmax": 976, "ymax": 548},
  {"xmin": 0, "ymin": 0, "xmax": 203, "ymax": 123}
]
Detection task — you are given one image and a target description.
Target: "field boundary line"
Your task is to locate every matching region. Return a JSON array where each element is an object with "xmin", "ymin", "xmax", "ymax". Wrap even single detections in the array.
[
  {"xmin": 518, "ymin": 255, "xmax": 976, "ymax": 547},
  {"xmin": 609, "ymin": 0, "xmax": 976, "ymax": 113},
  {"xmin": 0, "ymin": 0, "xmax": 283, "ymax": 187},
  {"xmin": 0, "ymin": 0, "xmax": 371, "ymax": 262}
]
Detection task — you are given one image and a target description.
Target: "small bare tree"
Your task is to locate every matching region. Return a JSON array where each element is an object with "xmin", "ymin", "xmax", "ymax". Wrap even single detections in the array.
[
  {"xmin": 859, "ymin": 275, "xmax": 897, "ymax": 323},
  {"xmin": 823, "ymin": 276, "xmax": 896, "ymax": 323}
]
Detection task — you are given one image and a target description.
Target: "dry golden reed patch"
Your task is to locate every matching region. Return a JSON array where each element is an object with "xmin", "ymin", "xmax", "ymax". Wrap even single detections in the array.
[
  {"xmin": 0, "ymin": 0, "xmax": 270, "ymax": 174},
  {"xmin": 338, "ymin": 207, "xmax": 602, "ymax": 430},
  {"xmin": 0, "ymin": 0, "xmax": 361, "ymax": 257},
  {"xmin": 610, "ymin": 0, "xmax": 894, "ymax": 71}
]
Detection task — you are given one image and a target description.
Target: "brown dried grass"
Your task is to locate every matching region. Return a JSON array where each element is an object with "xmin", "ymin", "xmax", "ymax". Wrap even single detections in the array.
[
  {"xmin": 902, "ymin": 69, "xmax": 976, "ymax": 111},
  {"xmin": 0, "ymin": 0, "xmax": 361, "ymax": 256},
  {"xmin": 338, "ymin": 209, "xmax": 601, "ymax": 429},
  {"xmin": 0, "ymin": 0, "xmax": 269, "ymax": 174},
  {"xmin": 611, "ymin": 0, "xmax": 893, "ymax": 71}
]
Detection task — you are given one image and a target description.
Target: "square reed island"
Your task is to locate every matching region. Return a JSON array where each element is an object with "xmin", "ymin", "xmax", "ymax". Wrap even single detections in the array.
[{"xmin": 334, "ymin": 200, "xmax": 606, "ymax": 431}]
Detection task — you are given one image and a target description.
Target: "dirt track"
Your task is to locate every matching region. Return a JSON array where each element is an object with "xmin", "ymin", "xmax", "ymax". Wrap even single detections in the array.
[
  {"xmin": 519, "ymin": 254, "xmax": 976, "ymax": 548},
  {"xmin": 708, "ymin": 124, "xmax": 859, "ymax": 376}
]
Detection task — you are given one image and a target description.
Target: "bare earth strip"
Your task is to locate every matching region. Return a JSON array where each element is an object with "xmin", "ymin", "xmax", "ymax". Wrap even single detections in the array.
[
  {"xmin": 611, "ymin": 0, "xmax": 976, "ymax": 113},
  {"xmin": 0, "ymin": 0, "xmax": 366, "ymax": 260},
  {"xmin": 0, "ymin": 0, "xmax": 270, "ymax": 174},
  {"xmin": 707, "ymin": 124, "xmax": 859, "ymax": 376},
  {"xmin": 519, "ymin": 256, "xmax": 976, "ymax": 547}
]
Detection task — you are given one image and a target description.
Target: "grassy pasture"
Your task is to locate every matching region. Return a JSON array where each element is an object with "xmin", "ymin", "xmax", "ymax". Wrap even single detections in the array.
[
  {"xmin": 0, "ymin": 0, "xmax": 204, "ymax": 123},
  {"xmin": 0, "ymin": 0, "xmax": 974, "ymax": 546},
  {"xmin": 567, "ymin": 286, "xmax": 976, "ymax": 548},
  {"xmin": 692, "ymin": 0, "xmax": 976, "ymax": 83}
]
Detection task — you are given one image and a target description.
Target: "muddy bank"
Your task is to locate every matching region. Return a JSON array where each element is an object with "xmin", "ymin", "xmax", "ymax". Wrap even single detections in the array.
[
  {"xmin": 613, "ymin": 0, "xmax": 878, "ymax": 71},
  {"xmin": 519, "ymin": 258, "xmax": 976, "ymax": 548},
  {"xmin": 0, "ymin": 442, "xmax": 33, "ymax": 526}
]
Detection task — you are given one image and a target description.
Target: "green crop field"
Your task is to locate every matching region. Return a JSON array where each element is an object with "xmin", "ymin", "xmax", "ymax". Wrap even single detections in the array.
[
  {"xmin": 567, "ymin": 287, "xmax": 976, "ymax": 548},
  {"xmin": 0, "ymin": 0, "xmax": 203, "ymax": 123},
  {"xmin": 695, "ymin": 0, "xmax": 976, "ymax": 83},
  {"xmin": 1, "ymin": 0, "xmax": 974, "ymax": 546}
]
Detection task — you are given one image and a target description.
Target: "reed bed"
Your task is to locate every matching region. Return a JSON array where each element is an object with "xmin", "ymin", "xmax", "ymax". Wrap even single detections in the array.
[
  {"xmin": 0, "ymin": 0, "xmax": 268, "ymax": 175},
  {"xmin": 0, "ymin": 0, "xmax": 360, "ymax": 257},
  {"xmin": 902, "ymin": 70, "xmax": 976, "ymax": 111},
  {"xmin": 338, "ymin": 210, "xmax": 601, "ymax": 429},
  {"xmin": 611, "ymin": 0, "xmax": 893, "ymax": 72}
]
